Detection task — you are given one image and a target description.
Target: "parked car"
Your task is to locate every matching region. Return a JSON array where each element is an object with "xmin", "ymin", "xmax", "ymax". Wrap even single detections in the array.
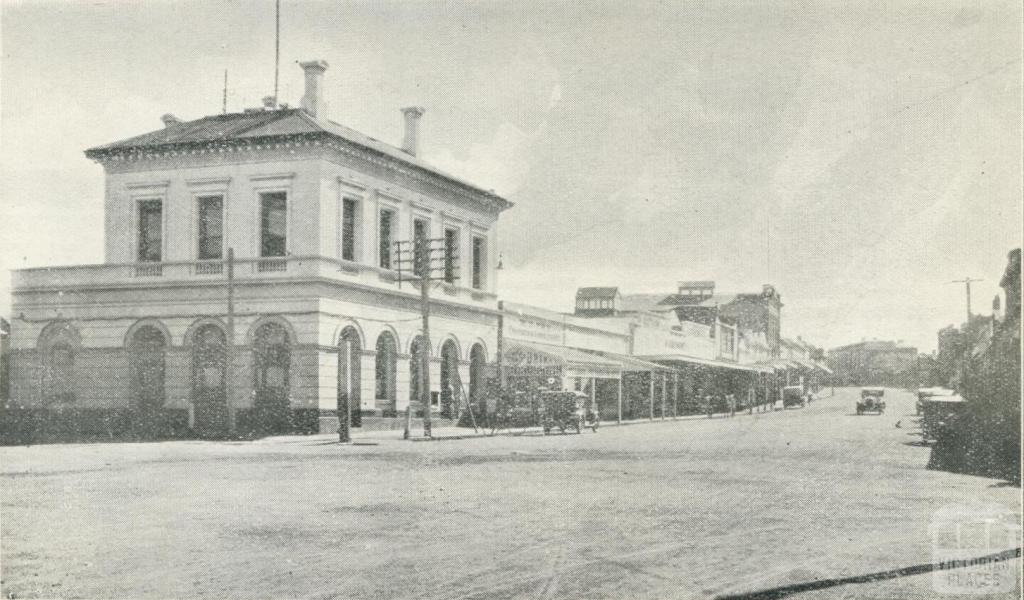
[
  {"xmin": 916, "ymin": 387, "xmax": 954, "ymax": 415},
  {"xmin": 782, "ymin": 386, "xmax": 806, "ymax": 409},
  {"xmin": 539, "ymin": 391, "xmax": 599, "ymax": 434},
  {"xmin": 857, "ymin": 387, "xmax": 886, "ymax": 415},
  {"xmin": 920, "ymin": 394, "xmax": 967, "ymax": 441}
]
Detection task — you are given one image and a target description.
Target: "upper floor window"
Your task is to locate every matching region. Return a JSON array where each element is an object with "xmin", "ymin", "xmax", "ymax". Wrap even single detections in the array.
[
  {"xmin": 197, "ymin": 195, "xmax": 224, "ymax": 260},
  {"xmin": 472, "ymin": 235, "xmax": 486, "ymax": 290},
  {"xmin": 137, "ymin": 200, "xmax": 163, "ymax": 263},
  {"xmin": 341, "ymin": 198, "xmax": 358, "ymax": 261},
  {"xmin": 379, "ymin": 209, "xmax": 395, "ymax": 269},
  {"xmin": 443, "ymin": 228, "xmax": 458, "ymax": 284},
  {"xmin": 260, "ymin": 192, "xmax": 287, "ymax": 257}
]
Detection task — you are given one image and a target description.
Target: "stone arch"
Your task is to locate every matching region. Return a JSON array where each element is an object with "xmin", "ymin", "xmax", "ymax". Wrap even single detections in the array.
[
  {"xmin": 37, "ymin": 320, "xmax": 81, "ymax": 351},
  {"xmin": 245, "ymin": 315, "xmax": 297, "ymax": 346},
  {"xmin": 184, "ymin": 317, "xmax": 230, "ymax": 347},
  {"xmin": 332, "ymin": 319, "xmax": 366, "ymax": 349},
  {"xmin": 373, "ymin": 324, "xmax": 402, "ymax": 358},
  {"xmin": 469, "ymin": 338, "xmax": 489, "ymax": 363},
  {"xmin": 124, "ymin": 319, "xmax": 172, "ymax": 349},
  {"xmin": 435, "ymin": 333, "xmax": 462, "ymax": 360}
]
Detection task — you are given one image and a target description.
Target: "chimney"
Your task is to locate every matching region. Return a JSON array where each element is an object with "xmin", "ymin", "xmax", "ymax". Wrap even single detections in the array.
[
  {"xmin": 401, "ymin": 106, "xmax": 425, "ymax": 156},
  {"xmin": 160, "ymin": 114, "xmax": 181, "ymax": 128},
  {"xmin": 299, "ymin": 60, "xmax": 329, "ymax": 119}
]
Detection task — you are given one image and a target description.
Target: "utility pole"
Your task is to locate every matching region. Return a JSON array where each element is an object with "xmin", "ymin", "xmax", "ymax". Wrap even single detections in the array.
[
  {"xmin": 395, "ymin": 236, "xmax": 458, "ymax": 439},
  {"xmin": 951, "ymin": 277, "xmax": 982, "ymax": 323},
  {"xmin": 418, "ymin": 241, "xmax": 433, "ymax": 438},
  {"xmin": 226, "ymin": 248, "xmax": 236, "ymax": 434},
  {"xmin": 339, "ymin": 340, "xmax": 351, "ymax": 444}
]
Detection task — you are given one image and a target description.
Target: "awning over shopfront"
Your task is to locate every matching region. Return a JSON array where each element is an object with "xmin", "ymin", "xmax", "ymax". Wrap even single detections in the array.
[
  {"xmin": 590, "ymin": 351, "xmax": 675, "ymax": 374},
  {"xmin": 503, "ymin": 340, "xmax": 622, "ymax": 379},
  {"xmin": 813, "ymin": 362, "xmax": 833, "ymax": 374},
  {"xmin": 639, "ymin": 354, "xmax": 765, "ymax": 373}
]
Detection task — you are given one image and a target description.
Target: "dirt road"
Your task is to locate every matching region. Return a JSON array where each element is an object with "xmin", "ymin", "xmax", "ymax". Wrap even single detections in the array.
[{"xmin": 2, "ymin": 388, "xmax": 1019, "ymax": 599}]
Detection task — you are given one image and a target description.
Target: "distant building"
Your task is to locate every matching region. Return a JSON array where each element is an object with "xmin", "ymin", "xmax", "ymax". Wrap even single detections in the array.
[
  {"xmin": 619, "ymin": 281, "xmax": 783, "ymax": 359},
  {"xmin": 827, "ymin": 340, "xmax": 918, "ymax": 387},
  {"xmin": 574, "ymin": 287, "xmax": 623, "ymax": 318}
]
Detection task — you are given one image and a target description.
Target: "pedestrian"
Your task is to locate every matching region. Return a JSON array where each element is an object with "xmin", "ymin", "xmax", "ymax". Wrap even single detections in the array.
[{"xmin": 728, "ymin": 393, "xmax": 736, "ymax": 417}]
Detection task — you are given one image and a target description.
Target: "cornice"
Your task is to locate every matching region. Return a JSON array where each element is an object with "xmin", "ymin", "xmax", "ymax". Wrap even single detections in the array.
[{"xmin": 87, "ymin": 132, "xmax": 512, "ymax": 214}]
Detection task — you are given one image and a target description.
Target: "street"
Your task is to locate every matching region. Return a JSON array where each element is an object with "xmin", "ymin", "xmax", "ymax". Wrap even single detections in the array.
[{"xmin": 1, "ymin": 388, "xmax": 1019, "ymax": 599}]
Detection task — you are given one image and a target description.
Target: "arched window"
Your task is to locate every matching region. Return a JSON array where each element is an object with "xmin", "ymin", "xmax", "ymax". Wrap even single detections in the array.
[
  {"xmin": 338, "ymin": 326, "xmax": 362, "ymax": 429},
  {"xmin": 374, "ymin": 332, "xmax": 398, "ymax": 413},
  {"xmin": 253, "ymin": 323, "xmax": 290, "ymax": 392},
  {"xmin": 252, "ymin": 322, "xmax": 292, "ymax": 434},
  {"xmin": 128, "ymin": 325, "xmax": 166, "ymax": 410},
  {"xmin": 40, "ymin": 322, "xmax": 79, "ymax": 404},
  {"xmin": 439, "ymin": 339, "xmax": 460, "ymax": 419},
  {"xmin": 191, "ymin": 324, "xmax": 228, "ymax": 435},
  {"xmin": 469, "ymin": 343, "xmax": 487, "ymax": 401}
]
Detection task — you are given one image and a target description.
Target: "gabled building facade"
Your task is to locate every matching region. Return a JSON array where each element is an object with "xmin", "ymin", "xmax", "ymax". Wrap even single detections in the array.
[{"xmin": 6, "ymin": 60, "xmax": 511, "ymax": 439}]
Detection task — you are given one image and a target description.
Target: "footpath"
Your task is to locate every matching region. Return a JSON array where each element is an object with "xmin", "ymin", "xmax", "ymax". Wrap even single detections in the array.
[{"xmin": 318, "ymin": 402, "xmax": 799, "ymax": 445}]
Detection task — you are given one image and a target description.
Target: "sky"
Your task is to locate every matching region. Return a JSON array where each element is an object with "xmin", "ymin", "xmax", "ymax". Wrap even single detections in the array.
[{"xmin": 1, "ymin": 0, "xmax": 1020, "ymax": 353}]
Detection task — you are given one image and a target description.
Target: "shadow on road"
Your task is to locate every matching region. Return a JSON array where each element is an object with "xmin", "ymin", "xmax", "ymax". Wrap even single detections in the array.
[{"xmin": 715, "ymin": 548, "xmax": 1021, "ymax": 600}]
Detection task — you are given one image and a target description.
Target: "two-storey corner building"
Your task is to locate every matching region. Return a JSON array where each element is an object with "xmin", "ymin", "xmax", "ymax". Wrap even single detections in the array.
[{"xmin": 7, "ymin": 60, "xmax": 512, "ymax": 439}]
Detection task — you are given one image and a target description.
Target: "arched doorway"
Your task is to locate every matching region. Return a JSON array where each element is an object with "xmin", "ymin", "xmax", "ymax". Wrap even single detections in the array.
[
  {"xmin": 252, "ymin": 322, "xmax": 291, "ymax": 434},
  {"xmin": 409, "ymin": 335, "xmax": 430, "ymax": 416},
  {"xmin": 191, "ymin": 324, "xmax": 228, "ymax": 436},
  {"xmin": 439, "ymin": 340, "xmax": 460, "ymax": 419},
  {"xmin": 338, "ymin": 326, "xmax": 362, "ymax": 435},
  {"xmin": 374, "ymin": 332, "xmax": 398, "ymax": 416},
  {"xmin": 128, "ymin": 325, "xmax": 166, "ymax": 434},
  {"xmin": 38, "ymin": 322, "xmax": 80, "ymax": 405},
  {"xmin": 469, "ymin": 343, "xmax": 487, "ymax": 409}
]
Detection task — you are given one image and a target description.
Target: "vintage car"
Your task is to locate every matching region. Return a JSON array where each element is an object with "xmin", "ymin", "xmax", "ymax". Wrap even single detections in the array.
[
  {"xmin": 920, "ymin": 394, "xmax": 967, "ymax": 441},
  {"xmin": 782, "ymin": 386, "xmax": 806, "ymax": 409},
  {"xmin": 916, "ymin": 387, "xmax": 954, "ymax": 416},
  {"xmin": 539, "ymin": 391, "xmax": 599, "ymax": 434},
  {"xmin": 857, "ymin": 387, "xmax": 886, "ymax": 415}
]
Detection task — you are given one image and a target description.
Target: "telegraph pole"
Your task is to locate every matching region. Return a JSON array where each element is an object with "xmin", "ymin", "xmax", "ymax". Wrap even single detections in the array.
[
  {"xmin": 226, "ymin": 248, "xmax": 236, "ymax": 434},
  {"xmin": 951, "ymin": 277, "xmax": 982, "ymax": 322},
  {"xmin": 395, "ymin": 237, "xmax": 458, "ymax": 439}
]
